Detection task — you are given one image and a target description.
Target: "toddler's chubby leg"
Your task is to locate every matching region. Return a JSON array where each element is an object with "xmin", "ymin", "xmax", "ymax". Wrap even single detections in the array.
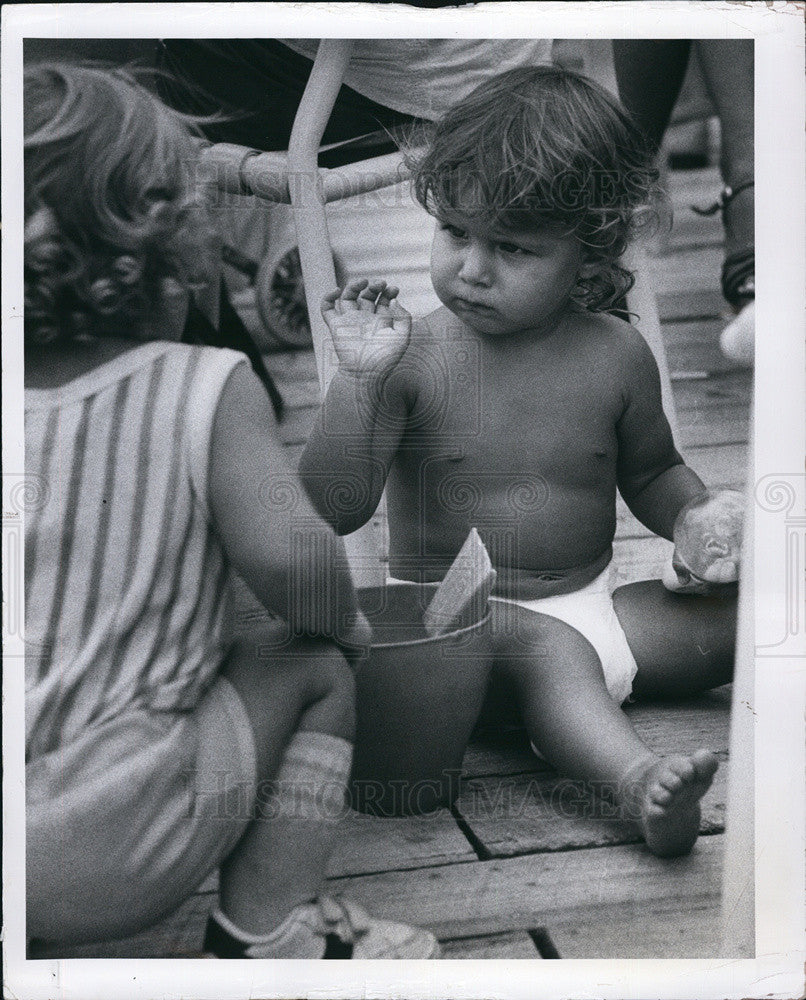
[
  {"xmin": 612, "ymin": 579, "xmax": 736, "ymax": 699},
  {"xmin": 491, "ymin": 603, "xmax": 717, "ymax": 857}
]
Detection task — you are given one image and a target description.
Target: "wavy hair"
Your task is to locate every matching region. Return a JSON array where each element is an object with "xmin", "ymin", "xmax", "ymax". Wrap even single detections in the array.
[
  {"xmin": 408, "ymin": 65, "xmax": 662, "ymax": 312},
  {"xmin": 24, "ymin": 62, "xmax": 218, "ymax": 346}
]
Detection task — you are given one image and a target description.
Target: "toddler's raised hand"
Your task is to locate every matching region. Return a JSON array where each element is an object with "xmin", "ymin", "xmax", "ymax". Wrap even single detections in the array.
[
  {"xmin": 662, "ymin": 489, "xmax": 745, "ymax": 594},
  {"xmin": 322, "ymin": 279, "xmax": 411, "ymax": 377}
]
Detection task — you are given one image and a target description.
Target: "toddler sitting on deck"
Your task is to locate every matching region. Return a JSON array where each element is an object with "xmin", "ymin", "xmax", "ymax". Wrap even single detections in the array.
[
  {"xmin": 23, "ymin": 63, "xmax": 438, "ymax": 959},
  {"xmin": 300, "ymin": 66, "xmax": 742, "ymax": 858}
]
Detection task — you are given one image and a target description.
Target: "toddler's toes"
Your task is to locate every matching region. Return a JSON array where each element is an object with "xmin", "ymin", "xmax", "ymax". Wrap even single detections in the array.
[{"xmin": 629, "ymin": 751, "xmax": 718, "ymax": 858}]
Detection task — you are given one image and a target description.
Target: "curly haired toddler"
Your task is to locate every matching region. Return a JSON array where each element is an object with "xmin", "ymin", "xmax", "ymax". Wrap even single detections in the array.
[{"xmin": 301, "ymin": 65, "xmax": 742, "ymax": 858}]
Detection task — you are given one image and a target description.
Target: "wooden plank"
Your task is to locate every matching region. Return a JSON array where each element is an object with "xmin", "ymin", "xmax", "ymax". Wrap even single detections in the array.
[
  {"xmin": 658, "ymin": 212, "xmax": 723, "ymax": 253},
  {"xmin": 676, "ymin": 405, "xmax": 750, "ymax": 449},
  {"xmin": 649, "ymin": 246, "xmax": 724, "ymax": 295},
  {"xmin": 440, "ymin": 930, "xmax": 541, "ymax": 959},
  {"xmin": 663, "ymin": 318, "xmax": 736, "ymax": 375},
  {"xmin": 283, "ymin": 441, "xmax": 305, "ymax": 469},
  {"xmin": 457, "ymin": 694, "xmax": 731, "ymax": 858},
  {"xmin": 625, "ymin": 686, "xmax": 732, "ymax": 745},
  {"xmin": 276, "ymin": 403, "xmax": 317, "ymax": 446},
  {"xmin": 324, "ymin": 835, "xmax": 724, "ymax": 947},
  {"xmin": 32, "ymin": 826, "xmax": 728, "ymax": 960},
  {"xmin": 612, "ymin": 534, "xmax": 673, "ymax": 584},
  {"xmin": 658, "ymin": 288, "xmax": 726, "ymax": 323},
  {"xmin": 673, "ymin": 369, "xmax": 753, "ymax": 412},
  {"xmin": 615, "ymin": 441, "xmax": 748, "ymax": 543},
  {"xmin": 326, "ymin": 809, "xmax": 476, "ymax": 877},
  {"xmin": 680, "ymin": 442, "xmax": 748, "ymax": 489},
  {"xmin": 664, "ymin": 165, "xmax": 722, "ymax": 203},
  {"xmin": 547, "ymin": 896, "xmax": 722, "ymax": 958},
  {"xmin": 264, "ymin": 347, "xmax": 319, "ymax": 383},
  {"xmin": 274, "ymin": 376, "xmax": 321, "ymax": 411},
  {"xmin": 455, "ymin": 764, "xmax": 726, "ymax": 858},
  {"xmin": 464, "ymin": 734, "xmax": 549, "ymax": 779},
  {"xmin": 467, "ymin": 689, "xmax": 731, "ymax": 777}
]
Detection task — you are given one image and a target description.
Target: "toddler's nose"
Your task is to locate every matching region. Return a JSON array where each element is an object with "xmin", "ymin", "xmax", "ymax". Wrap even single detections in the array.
[{"xmin": 458, "ymin": 241, "xmax": 492, "ymax": 285}]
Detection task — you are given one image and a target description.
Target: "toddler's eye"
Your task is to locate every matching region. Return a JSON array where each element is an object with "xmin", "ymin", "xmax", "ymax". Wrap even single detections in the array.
[
  {"xmin": 442, "ymin": 224, "xmax": 468, "ymax": 241},
  {"xmin": 497, "ymin": 241, "xmax": 530, "ymax": 256}
]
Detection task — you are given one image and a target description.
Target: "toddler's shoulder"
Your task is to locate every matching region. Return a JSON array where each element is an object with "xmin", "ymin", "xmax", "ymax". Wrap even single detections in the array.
[
  {"xmin": 411, "ymin": 305, "xmax": 462, "ymax": 343},
  {"xmin": 575, "ymin": 310, "xmax": 658, "ymax": 370}
]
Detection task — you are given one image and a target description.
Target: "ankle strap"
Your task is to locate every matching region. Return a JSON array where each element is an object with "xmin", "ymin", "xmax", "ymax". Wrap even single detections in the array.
[{"xmin": 691, "ymin": 181, "xmax": 755, "ymax": 217}]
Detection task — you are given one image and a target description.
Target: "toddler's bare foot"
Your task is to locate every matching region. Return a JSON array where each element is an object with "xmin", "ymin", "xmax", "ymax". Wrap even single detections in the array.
[{"xmin": 623, "ymin": 750, "xmax": 718, "ymax": 858}]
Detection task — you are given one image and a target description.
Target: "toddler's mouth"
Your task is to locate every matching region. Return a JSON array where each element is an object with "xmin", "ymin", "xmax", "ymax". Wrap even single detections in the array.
[{"xmin": 454, "ymin": 296, "xmax": 495, "ymax": 313}]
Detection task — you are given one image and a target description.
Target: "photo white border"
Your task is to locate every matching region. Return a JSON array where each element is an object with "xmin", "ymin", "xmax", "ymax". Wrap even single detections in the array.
[{"xmin": 3, "ymin": 3, "xmax": 804, "ymax": 998}]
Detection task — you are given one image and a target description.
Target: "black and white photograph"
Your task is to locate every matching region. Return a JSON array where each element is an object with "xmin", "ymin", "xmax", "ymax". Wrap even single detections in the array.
[{"xmin": 3, "ymin": 3, "xmax": 804, "ymax": 999}]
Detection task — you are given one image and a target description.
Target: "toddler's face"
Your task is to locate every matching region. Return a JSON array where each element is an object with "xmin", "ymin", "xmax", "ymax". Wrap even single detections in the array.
[{"xmin": 430, "ymin": 214, "xmax": 585, "ymax": 339}]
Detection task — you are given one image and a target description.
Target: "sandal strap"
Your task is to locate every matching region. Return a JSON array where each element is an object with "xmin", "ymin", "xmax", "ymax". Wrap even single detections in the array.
[
  {"xmin": 722, "ymin": 248, "xmax": 755, "ymax": 306},
  {"xmin": 691, "ymin": 180, "xmax": 755, "ymax": 217}
]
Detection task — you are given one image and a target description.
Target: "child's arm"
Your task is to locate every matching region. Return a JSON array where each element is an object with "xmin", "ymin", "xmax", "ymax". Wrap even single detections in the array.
[
  {"xmin": 209, "ymin": 361, "xmax": 367, "ymax": 647},
  {"xmin": 615, "ymin": 328, "xmax": 743, "ymax": 590},
  {"xmin": 615, "ymin": 326, "xmax": 708, "ymax": 539},
  {"xmin": 299, "ymin": 280, "xmax": 412, "ymax": 535}
]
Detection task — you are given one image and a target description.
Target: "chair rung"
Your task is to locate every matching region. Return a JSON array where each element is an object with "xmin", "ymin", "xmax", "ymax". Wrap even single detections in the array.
[{"xmin": 200, "ymin": 142, "xmax": 410, "ymax": 204}]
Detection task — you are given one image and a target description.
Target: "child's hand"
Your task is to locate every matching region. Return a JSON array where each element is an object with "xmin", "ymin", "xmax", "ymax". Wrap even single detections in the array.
[
  {"xmin": 662, "ymin": 489, "xmax": 745, "ymax": 594},
  {"xmin": 322, "ymin": 279, "xmax": 411, "ymax": 377}
]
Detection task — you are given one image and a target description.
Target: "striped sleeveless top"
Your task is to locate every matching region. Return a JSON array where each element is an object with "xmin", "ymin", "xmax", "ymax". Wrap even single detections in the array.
[{"xmin": 25, "ymin": 341, "xmax": 248, "ymax": 761}]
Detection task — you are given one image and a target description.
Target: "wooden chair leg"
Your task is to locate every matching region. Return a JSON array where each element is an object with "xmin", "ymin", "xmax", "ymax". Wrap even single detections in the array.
[{"xmin": 287, "ymin": 39, "xmax": 385, "ymax": 586}]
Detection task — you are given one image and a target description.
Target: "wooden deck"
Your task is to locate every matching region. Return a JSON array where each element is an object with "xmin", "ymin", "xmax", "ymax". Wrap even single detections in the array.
[{"xmin": 30, "ymin": 165, "xmax": 752, "ymax": 961}]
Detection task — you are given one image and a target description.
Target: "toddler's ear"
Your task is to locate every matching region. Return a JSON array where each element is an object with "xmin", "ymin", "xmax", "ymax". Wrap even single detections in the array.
[{"xmin": 577, "ymin": 260, "xmax": 599, "ymax": 280}]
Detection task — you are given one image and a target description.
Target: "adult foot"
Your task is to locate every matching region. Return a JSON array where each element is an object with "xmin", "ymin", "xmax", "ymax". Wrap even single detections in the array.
[
  {"xmin": 720, "ymin": 300, "xmax": 754, "ymax": 365},
  {"xmin": 623, "ymin": 750, "xmax": 718, "ymax": 858}
]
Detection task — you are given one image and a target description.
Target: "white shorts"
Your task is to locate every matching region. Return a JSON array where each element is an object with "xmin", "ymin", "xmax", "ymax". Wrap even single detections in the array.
[
  {"xmin": 491, "ymin": 564, "xmax": 639, "ymax": 706},
  {"xmin": 27, "ymin": 676, "xmax": 257, "ymax": 944}
]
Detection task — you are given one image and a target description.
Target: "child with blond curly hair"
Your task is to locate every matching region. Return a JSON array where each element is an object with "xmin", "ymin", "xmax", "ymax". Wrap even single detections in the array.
[{"xmin": 23, "ymin": 62, "xmax": 438, "ymax": 959}]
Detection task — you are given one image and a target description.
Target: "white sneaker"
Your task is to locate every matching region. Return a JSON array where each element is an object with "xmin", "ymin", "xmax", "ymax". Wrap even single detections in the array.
[{"xmin": 204, "ymin": 895, "xmax": 440, "ymax": 959}]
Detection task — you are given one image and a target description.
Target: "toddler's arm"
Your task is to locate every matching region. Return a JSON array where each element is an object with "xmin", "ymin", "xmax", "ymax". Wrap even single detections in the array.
[
  {"xmin": 614, "ymin": 326, "xmax": 744, "ymax": 591},
  {"xmin": 615, "ymin": 325, "xmax": 707, "ymax": 539},
  {"xmin": 209, "ymin": 361, "xmax": 367, "ymax": 647},
  {"xmin": 299, "ymin": 280, "xmax": 412, "ymax": 535}
]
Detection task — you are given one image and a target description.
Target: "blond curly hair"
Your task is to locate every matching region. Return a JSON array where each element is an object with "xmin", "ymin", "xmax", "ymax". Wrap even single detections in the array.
[{"xmin": 24, "ymin": 62, "xmax": 217, "ymax": 346}]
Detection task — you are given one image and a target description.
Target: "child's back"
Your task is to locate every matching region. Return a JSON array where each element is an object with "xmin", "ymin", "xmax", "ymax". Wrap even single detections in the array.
[{"xmin": 25, "ymin": 339, "xmax": 244, "ymax": 759}]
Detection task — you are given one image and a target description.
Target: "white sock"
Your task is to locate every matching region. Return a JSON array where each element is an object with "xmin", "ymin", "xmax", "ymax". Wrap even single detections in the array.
[
  {"xmin": 264, "ymin": 730, "xmax": 353, "ymax": 821},
  {"xmin": 217, "ymin": 731, "xmax": 353, "ymax": 945}
]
